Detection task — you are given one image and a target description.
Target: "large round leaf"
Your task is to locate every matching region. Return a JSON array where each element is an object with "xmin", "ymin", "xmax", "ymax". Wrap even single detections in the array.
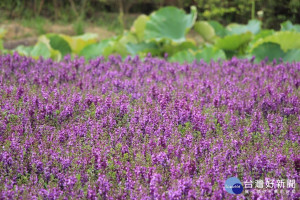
[
  {"xmin": 130, "ymin": 15, "xmax": 149, "ymax": 41},
  {"xmin": 215, "ymin": 32, "xmax": 252, "ymax": 51},
  {"xmin": 0, "ymin": 28, "xmax": 6, "ymax": 39},
  {"xmin": 195, "ymin": 47, "xmax": 226, "ymax": 62},
  {"xmin": 60, "ymin": 33, "xmax": 98, "ymax": 54},
  {"xmin": 79, "ymin": 39, "xmax": 112, "ymax": 59},
  {"xmin": 112, "ymin": 33, "xmax": 138, "ymax": 56},
  {"xmin": 47, "ymin": 34, "xmax": 72, "ymax": 57},
  {"xmin": 247, "ymin": 29, "xmax": 275, "ymax": 52},
  {"xmin": 251, "ymin": 42, "xmax": 285, "ymax": 62},
  {"xmin": 0, "ymin": 28, "xmax": 6, "ymax": 50},
  {"xmin": 283, "ymin": 49, "xmax": 300, "ymax": 62},
  {"xmin": 0, "ymin": 40, "xmax": 3, "ymax": 51},
  {"xmin": 250, "ymin": 31, "xmax": 300, "ymax": 52},
  {"xmin": 208, "ymin": 20, "xmax": 227, "ymax": 37},
  {"xmin": 15, "ymin": 45, "xmax": 34, "ymax": 57},
  {"xmin": 280, "ymin": 21, "xmax": 300, "ymax": 32},
  {"xmin": 126, "ymin": 42, "xmax": 159, "ymax": 56},
  {"xmin": 144, "ymin": 6, "xmax": 197, "ymax": 43},
  {"xmin": 194, "ymin": 21, "xmax": 216, "ymax": 43},
  {"xmin": 168, "ymin": 50, "xmax": 195, "ymax": 64},
  {"xmin": 227, "ymin": 19, "xmax": 261, "ymax": 35},
  {"xmin": 30, "ymin": 42, "xmax": 51, "ymax": 59},
  {"xmin": 37, "ymin": 35, "xmax": 62, "ymax": 60},
  {"xmin": 162, "ymin": 40, "xmax": 197, "ymax": 57}
]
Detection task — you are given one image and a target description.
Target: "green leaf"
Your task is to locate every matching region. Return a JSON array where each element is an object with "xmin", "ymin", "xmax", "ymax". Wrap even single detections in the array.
[
  {"xmin": 0, "ymin": 40, "xmax": 3, "ymax": 50},
  {"xmin": 126, "ymin": 42, "xmax": 158, "ymax": 56},
  {"xmin": 144, "ymin": 6, "xmax": 197, "ymax": 43},
  {"xmin": 168, "ymin": 50, "xmax": 195, "ymax": 64},
  {"xmin": 79, "ymin": 39, "xmax": 111, "ymax": 59},
  {"xmin": 251, "ymin": 42, "xmax": 285, "ymax": 62},
  {"xmin": 162, "ymin": 40, "xmax": 197, "ymax": 56},
  {"xmin": 0, "ymin": 29, "xmax": 5, "ymax": 51},
  {"xmin": 283, "ymin": 49, "xmax": 300, "ymax": 62},
  {"xmin": 226, "ymin": 19, "xmax": 261, "ymax": 35},
  {"xmin": 60, "ymin": 33, "xmax": 98, "ymax": 54},
  {"xmin": 130, "ymin": 15, "xmax": 149, "ymax": 41},
  {"xmin": 0, "ymin": 28, "xmax": 6, "ymax": 39},
  {"xmin": 280, "ymin": 21, "xmax": 300, "ymax": 32},
  {"xmin": 47, "ymin": 34, "xmax": 72, "ymax": 57},
  {"xmin": 195, "ymin": 47, "xmax": 226, "ymax": 62},
  {"xmin": 208, "ymin": 20, "xmax": 227, "ymax": 37},
  {"xmin": 37, "ymin": 35, "xmax": 62, "ymax": 60},
  {"xmin": 194, "ymin": 21, "xmax": 216, "ymax": 43},
  {"xmin": 15, "ymin": 45, "xmax": 34, "ymax": 56},
  {"xmin": 76, "ymin": 33, "xmax": 98, "ymax": 41},
  {"xmin": 246, "ymin": 20, "xmax": 262, "ymax": 34},
  {"xmin": 247, "ymin": 29, "xmax": 275, "ymax": 51},
  {"xmin": 30, "ymin": 42, "xmax": 51, "ymax": 59},
  {"xmin": 250, "ymin": 31, "xmax": 300, "ymax": 52},
  {"xmin": 112, "ymin": 33, "xmax": 138, "ymax": 56},
  {"xmin": 215, "ymin": 32, "xmax": 252, "ymax": 51},
  {"xmin": 281, "ymin": 21, "xmax": 294, "ymax": 31}
]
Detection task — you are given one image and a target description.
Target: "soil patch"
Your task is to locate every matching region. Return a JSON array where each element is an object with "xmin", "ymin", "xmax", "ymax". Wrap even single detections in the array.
[
  {"xmin": 85, "ymin": 26, "xmax": 116, "ymax": 40},
  {"xmin": 1, "ymin": 22, "xmax": 116, "ymax": 49},
  {"xmin": 45, "ymin": 24, "xmax": 75, "ymax": 35},
  {"xmin": 1, "ymin": 22, "xmax": 36, "ymax": 40},
  {"xmin": 1, "ymin": 20, "xmax": 200, "ymax": 50}
]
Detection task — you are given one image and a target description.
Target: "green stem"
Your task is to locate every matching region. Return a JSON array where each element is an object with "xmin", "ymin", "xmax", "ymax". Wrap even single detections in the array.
[{"xmin": 251, "ymin": 0, "xmax": 255, "ymax": 19}]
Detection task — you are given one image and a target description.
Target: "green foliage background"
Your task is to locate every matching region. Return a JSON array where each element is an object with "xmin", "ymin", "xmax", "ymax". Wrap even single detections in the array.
[
  {"xmin": 0, "ymin": 0, "xmax": 299, "ymax": 29},
  {"xmin": 1, "ymin": 5, "xmax": 299, "ymax": 63},
  {"xmin": 1, "ymin": 1, "xmax": 300, "ymax": 63}
]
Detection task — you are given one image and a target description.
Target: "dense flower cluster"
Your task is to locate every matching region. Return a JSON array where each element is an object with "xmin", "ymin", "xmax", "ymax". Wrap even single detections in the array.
[{"xmin": 0, "ymin": 53, "xmax": 299, "ymax": 199}]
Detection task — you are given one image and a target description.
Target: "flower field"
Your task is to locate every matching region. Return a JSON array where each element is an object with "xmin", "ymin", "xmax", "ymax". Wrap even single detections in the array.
[{"xmin": 0, "ymin": 53, "xmax": 299, "ymax": 199}]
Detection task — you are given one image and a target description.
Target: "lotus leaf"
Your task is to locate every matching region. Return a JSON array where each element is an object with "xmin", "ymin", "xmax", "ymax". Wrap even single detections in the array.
[
  {"xmin": 208, "ymin": 21, "xmax": 227, "ymax": 37},
  {"xmin": 162, "ymin": 40, "xmax": 197, "ymax": 57},
  {"xmin": 15, "ymin": 46, "xmax": 34, "ymax": 57},
  {"xmin": 250, "ymin": 31, "xmax": 300, "ymax": 52},
  {"xmin": 227, "ymin": 19, "xmax": 261, "ymax": 35},
  {"xmin": 126, "ymin": 42, "xmax": 159, "ymax": 56},
  {"xmin": 144, "ymin": 6, "xmax": 197, "ymax": 43},
  {"xmin": 194, "ymin": 21, "xmax": 216, "ymax": 43},
  {"xmin": 251, "ymin": 42, "xmax": 285, "ymax": 62},
  {"xmin": 283, "ymin": 49, "xmax": 300, "ymax": 62},
  {"xmin": 281, "ymin": 21, "xmax": 300, "ymax": 32},
  {"xmin": 215, "ymin": 32, "xmax": 252, "ymax": 51},
  {"xmin": 79, "ymin": 39, "xmax": 112, "ymax": 59},
  {"xmin": 60, "ymin": 33, "xmax": 98, "ymax": 54},
  {"xmin": 131, "ymin": 15, "xmax": 149, "ymax": 42},
  {"xmin": 0, "ymin": 28, "xmax": 6, "ymax": 39},
  {"xmin": 169, "ymin": 50, "xmax": 195, "ymax": 64},
  {"xmin": 47, "ymin": 34, "xmax": 72, "ymax": 57},
  {"xmin": 195, "ymin": 47, "xmax": 226, "ymax": 62}
]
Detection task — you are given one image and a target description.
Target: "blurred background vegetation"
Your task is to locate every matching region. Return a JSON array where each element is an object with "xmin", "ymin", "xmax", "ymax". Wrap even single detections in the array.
[
  {"xmin": 1, "ymin": 0, "xmax": 300, "ymax": 63},
  {"xmin": 1, "ymin": 0, "xmax": 299, "ymax": 32}
]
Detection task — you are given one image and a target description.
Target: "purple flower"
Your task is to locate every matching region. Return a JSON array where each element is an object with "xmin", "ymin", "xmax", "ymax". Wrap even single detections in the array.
[{"xmin": 0, "ymin": 53, "xmax": 298, "ymax": 199}]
